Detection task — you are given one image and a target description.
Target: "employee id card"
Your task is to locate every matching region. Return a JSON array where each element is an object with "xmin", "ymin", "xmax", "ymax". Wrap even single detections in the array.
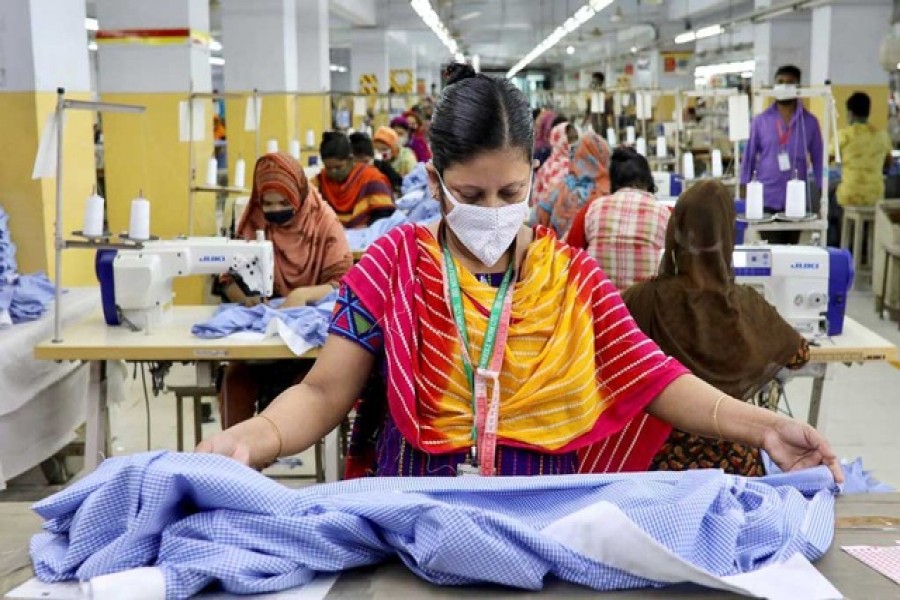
[{"xmin": 777, "ymin": 150, "xmax": 791, "ymax": 172}]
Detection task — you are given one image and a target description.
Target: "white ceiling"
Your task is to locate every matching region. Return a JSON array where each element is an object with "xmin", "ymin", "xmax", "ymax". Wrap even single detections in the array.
[
  {"xmin": 87, "ymin": 0, "xmax": 759, "ymax": 72},
  {"xmin": 331, "ymin": 0, "xmax": 757, "ymax": 71}
]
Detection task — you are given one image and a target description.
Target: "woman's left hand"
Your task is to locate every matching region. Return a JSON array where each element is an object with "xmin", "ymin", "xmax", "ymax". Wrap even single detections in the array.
[{"xmin": 762, "ymin": 418, "xmax": 843, "ymax": 483}]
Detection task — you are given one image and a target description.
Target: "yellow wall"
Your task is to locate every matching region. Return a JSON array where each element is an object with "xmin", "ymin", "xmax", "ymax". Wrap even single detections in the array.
[
  {"xmin": 0, "ymin": 91, "xmax": 96, "ymax": 287},
  {"xmin": 806, "ymin": 85, "xmax": 889, "ymax": 156},
  {"xmin": 101, "ymin": 92, "xmax": 214, "ymax": 304},
  {"xmin": 224, "ymin": 93, "xmax": 331, "ymax": 180}
]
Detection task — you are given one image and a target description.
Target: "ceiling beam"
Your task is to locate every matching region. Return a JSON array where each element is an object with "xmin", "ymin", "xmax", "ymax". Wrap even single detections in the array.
[{"xmin": 329, "ymin": 0, "xmax": 377, "ymax": 27}]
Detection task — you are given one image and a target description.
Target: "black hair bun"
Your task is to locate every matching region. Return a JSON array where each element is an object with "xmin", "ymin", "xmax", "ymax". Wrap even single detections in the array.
[{"xmin": 444, "ymin": 63, "xmax": 477, "ymax": 86}]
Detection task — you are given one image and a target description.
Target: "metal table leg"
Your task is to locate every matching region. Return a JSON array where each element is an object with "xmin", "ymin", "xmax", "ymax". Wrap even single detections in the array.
[
  {"xmin": 807, "ymin": 363, "xmax": 828, "ymax": 428},
  {"xmin": 83, "ymin": 360, "xmax": 109, "ymax": 472}
]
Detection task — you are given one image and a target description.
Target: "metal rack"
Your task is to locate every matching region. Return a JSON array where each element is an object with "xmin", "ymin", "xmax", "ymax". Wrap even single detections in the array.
[
  {"xmin": 49, "ymin": 88, "xmax": 146, "ymax": 343},
  {"xmin": 186, "ymin": 90, "xmax": 249, "ymax": 236},
  {"xmin": 677, "ymin": 88, "xmax": 742, "ymax": 195}
]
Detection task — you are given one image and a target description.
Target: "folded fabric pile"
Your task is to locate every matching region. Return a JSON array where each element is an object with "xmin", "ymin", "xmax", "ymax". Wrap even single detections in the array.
[
  {"xmin": 30, "ymin": 451, "xmax": 839, "ymax": 600},
  {"xmin": 401, "ymin": 162, "xmax": 429, "ymax": 196},
  {"xmin": 191, "ymin": 294, "xmax": 334, "ymax": 347},
  {"xmin": 0, "ymin": 206, "xmax": 56, "ymax": 327},
  {"xmin": 344, "ymin": 210, "xmax": 410, "ymax": 251},
  {"xmin": 397, "ymin": 188, "xmax": 440, "ymax": 224},
  {"xmin": 762, "ymin": 451, "xmax": 893, "ymax": 494}
]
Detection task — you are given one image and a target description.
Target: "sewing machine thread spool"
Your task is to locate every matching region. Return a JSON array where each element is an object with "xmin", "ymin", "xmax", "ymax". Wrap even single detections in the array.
[
  {"xmin": 635, "ymin": 137, "xmax": 647, "ymax": 156},
  {"xmin": 205, "ymin": 156, "xmax": 218, "ymax": 187},
  {"xmin": 626, "ymin": 126, "xmax": 636, "ymax": 145},
  {"xmin": 306, "ymin": 129, "xmax": 316, "ymax": 148},
  {"xmin": 711, "ymin": 149, "xmax": 724, "ymax": 178},
  {"xmin": 656, "ymin": 135, "xmax": 667, "ymax": 158},
  {"xmin": 289, "ymin": 139, "xmax": 301, "ymax": 160},
  {"xmin": 606, "ymin": 127, "xmax": 617, "ymax": 147},
  {"xmin": 785, "ymin": 178, "xmax": 807, "ymax": 219},
  {"xmin": 682, "ymin": 151, "xmax": 695, "ymax": 180},
  {"xmin": 746, "ymin": 179, "xmax": 764, "ymax": 220},
  {"xmin": 266, "ymin": 139, "xmax": 278, "ymax": 154},
  {"xmin": 233, "ymin": 158, "xmax": 246, "ymax": 189},
  {"xmin": 82, "ymin": 192, "xmax": 105, "ymax": 237},
  {"xmin": 129, "ymin": 196, "xmax": 150, "ymax": 241}
]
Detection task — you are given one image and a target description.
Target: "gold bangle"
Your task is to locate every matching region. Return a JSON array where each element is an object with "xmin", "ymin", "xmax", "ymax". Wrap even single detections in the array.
[
  {"xmin": 256, "ymin": 414, "xmax": 283, "ymax": 464},
  {"xmin": 712, "ymin": 394, "xmax": 727, "ymax": 440}
]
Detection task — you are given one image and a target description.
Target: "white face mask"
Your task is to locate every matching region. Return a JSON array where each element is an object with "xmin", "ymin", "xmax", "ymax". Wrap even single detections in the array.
[
  {"xmin": 375, "ymin": 150, "xmax": 387, "ymax": 162},
  {"xmin": 438, "ymin": 171, "xmax": 530, "ymax": 267},
  {"xmin": 399, "ymin": 134, "xmax": 410, "ymax": 146},
  {"xmin": 773, "ymin": 83, "xmax": 798, "ymax": 102}
]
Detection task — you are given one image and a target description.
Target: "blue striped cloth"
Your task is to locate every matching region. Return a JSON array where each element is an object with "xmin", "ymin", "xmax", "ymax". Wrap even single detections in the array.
[{"xmin": 30, "ymin": 452, "xmax": 836, "ymax": 599}]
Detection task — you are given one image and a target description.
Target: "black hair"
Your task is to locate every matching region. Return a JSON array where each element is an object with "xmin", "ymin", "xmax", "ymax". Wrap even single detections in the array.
[
  {"xmin": 774, "ymin": 64, "xmax": 802, "ymax": 82},
  {"xmin": 320, "ymin": 131, "xmax": 351, "ymax": 160},
  {"xmin": 592, "ymin": 72, "xmax": 605, "ymax": 85},
  {"xmin": 551, "ymin": 115, "xmax": 569, "ymax": 128},
  {"xmin": 348, "ymin": 132, "xmax": 374, "ymax": 158},
  {"xmin": 532, "ymin": 108, "xmax": 542, "ymax": 121},
  {"xmin": 610, "ymin": 147, "xmax": 656, "ymax": 194},
  {"xmin": 847, "ymin": 91, "xmax": 871, "ymax": 119},
  {"xmin": 431, "ymin": 63, "xmax": 533, "ymax": 174}
]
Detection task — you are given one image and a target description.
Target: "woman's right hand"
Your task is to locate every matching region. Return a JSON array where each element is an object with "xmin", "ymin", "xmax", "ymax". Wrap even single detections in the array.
[{"xmin": 195, "ymin": 430, "xmax": 253, "ymax": 466}]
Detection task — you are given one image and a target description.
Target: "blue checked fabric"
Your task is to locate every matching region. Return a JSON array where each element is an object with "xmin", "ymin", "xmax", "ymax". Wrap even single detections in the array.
[{"xmin": 31, "ymin": 452, "xmax": 836, "ymax": 599}]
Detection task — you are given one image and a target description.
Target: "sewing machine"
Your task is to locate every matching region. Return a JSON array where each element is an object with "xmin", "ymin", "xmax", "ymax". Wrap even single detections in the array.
[
  {"xmin": 96, "ymin": 237, "xmax": 274, "ymax": 332},
  {"xmin": 733, "ymin": 245, "xmax": 853, "ymax": 338}
]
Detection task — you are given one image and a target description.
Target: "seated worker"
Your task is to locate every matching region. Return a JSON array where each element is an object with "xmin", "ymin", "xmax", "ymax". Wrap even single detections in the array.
[
  {"xmin": 217, "ymin": 152, "xmax": 352, "ymax": 428},
  {"xmin": 566, "ymin": 147, "xmax": 670, "ymax": 291},
  {"xmin": 349, "ymin": 131, "xmax": 403, "ymax": 194},
  {"xmin": 198, "ymin": 64, "xmax": 841, "ymax": 485},
  {"xmin": 374, "ymin": 126, "xmax": 417, "ymax": 178},
  {"xmin": 622, "ymin": 180, "xmax": 810, "ymax": 476},
  {"xmin": 316, "ymin": 131, "xmax": 395, "ymax": 228},
  {"xmin": 532, "ymin": 122, "xmax": 573, "ymax": 210},
  {"xmin": 536, "ymin": 131, "xmax": 611, "ymax": 238},
  {"xmin": 405, "ymin": 111, "xmax": 432, "ymax": 163},
  {"xmin": 834, "ymin": 91, "xmax": 892, "ymax": 245}
]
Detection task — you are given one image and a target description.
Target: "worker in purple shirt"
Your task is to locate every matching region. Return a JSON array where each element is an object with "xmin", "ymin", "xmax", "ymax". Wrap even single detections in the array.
[{"xmin": 740, "ymin": 65, "xmax": 824, "ymax": 244}]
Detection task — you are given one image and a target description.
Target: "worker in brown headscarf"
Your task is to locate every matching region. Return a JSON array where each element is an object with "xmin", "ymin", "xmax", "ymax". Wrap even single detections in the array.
[{"xmin": 624, "ymin": 180, "xmax": 809, "ymax": 476}]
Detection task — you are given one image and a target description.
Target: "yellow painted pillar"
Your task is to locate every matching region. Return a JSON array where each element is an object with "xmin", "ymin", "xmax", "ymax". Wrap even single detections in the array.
[
  {"xmin": 809, "ymin": 2, "xmax": 892, "ymax": 133},
  {"xmin": 95, "ymin": 0, "xmax": 214, "ymax": 304},
  {"xmin": 0, "ymin": 0, "xmax": 95, "ymax": 287}
]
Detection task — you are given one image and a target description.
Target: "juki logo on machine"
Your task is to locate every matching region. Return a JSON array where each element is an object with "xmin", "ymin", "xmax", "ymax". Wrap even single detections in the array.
[
  {"xmin": 790, "ymin": 262, "xmax": 820, "ymax": 270},
  {"xmin": 199, "ymin": 255, "xmax": 227, "ymax": 263}
]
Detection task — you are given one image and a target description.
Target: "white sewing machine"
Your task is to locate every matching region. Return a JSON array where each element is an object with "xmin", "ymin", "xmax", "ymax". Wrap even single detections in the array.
[
  {"xmin": 104, "ymin": 237, "xmax": 274, "ymax": 332},
  {"xmin": 733, "ymin": 245, "xmax": 829, "ymax": 338}
]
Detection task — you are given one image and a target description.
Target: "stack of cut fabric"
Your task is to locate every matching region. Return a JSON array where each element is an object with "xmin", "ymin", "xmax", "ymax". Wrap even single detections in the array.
[
  {"xmin": 0, "ymin": 205, "xmax": 56, "ymax": 327},
  {"xmin": 29, "ymin": 451, "xmax": 841, "ymax": 600}
]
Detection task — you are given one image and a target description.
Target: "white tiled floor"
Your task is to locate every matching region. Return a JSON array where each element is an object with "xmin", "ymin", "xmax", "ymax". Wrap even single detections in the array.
[{"xmin": 6, "ymin": 290, "xmax": 900, "ymax": 494}]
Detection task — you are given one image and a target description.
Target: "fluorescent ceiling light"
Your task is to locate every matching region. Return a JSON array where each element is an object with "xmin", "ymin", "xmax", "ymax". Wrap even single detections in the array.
[
  {"xmin": 410, "ymin": 0, "xmax": 464, "ymax": 62},
  {"xmin": 209, "ymin": 56, "xmax": 225, "ymax": 66},
  {"xmin": 566, "ymin": 45, "xmax": 575, "ymax": 55},
  {"xmin": 210, "ymin": 39, "xmax": 223, "ymax": 52},
  {"xmin": 507, "ymin": 0, "xmax": 613, "ymax": 77},
  {"xmin": 458, "ymin": 11, "xmax": 481, "ymax": 21},
  {"xmin": 329, "ymin": 64, "xmax": 348, "ymax": 73},
  {"xmin": 695, "ymin": 24, "xmax": 723, "ymax": 39},
  {"xmin": 695, "ymin": 59, "xmax": 755, "ymax": 79},
  {"xmin": 88, "ymin": 41, "xmax": 98, "ymax": 52},
  {"xmin": 675, "ymin": 23, "xmax": 723, "ymax": 44},
  {"xmin": 85, "ymin": 17, "xmax": 98, "ymax": 31}
]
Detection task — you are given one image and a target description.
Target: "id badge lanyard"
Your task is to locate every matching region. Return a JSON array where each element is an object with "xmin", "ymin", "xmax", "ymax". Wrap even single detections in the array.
[
  {"xmin": 775, "ymin": 117, "xmax": 793, "ymax": 172},
  {"xmin": 442, "ymin": 242, "xmax": 514, "ymax": 476}
]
